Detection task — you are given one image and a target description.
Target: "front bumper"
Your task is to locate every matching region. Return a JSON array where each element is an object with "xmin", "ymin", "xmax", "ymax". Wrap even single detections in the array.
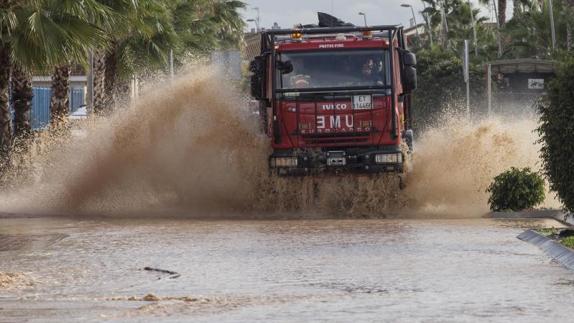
[{"xmin": 269, "ymin": 148, "xmax": 404, "ymax": 176}]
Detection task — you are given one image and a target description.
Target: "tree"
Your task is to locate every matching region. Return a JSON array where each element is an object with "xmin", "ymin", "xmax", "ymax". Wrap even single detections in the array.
[
  {"xmin": 95, "ymin": 0, "xmax": 176, "ymax": 112},
  {"xmin": 422, "ymin": 0, "xmax": 495, "ymax": 54},
  {"xmin": 11, "ymin": 64, "xmax": 32, "ymax": 140},
  {"xmin": 499, "ymin": 0, "xmax": 507, "ymax": 26},
  {"xmin": 41, "ymin": 0, "xmax": 109, "ymax": 128},
  {"xmin": 538, "ymin": 57, "xmax": 574, "ymax": 212},
  {"xmin": 502, "ymin": 0, "xmax": 573, "ymax": 57}
]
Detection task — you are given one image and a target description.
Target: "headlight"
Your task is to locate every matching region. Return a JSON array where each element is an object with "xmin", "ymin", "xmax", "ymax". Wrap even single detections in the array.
[
  {"xmin": 375, "ymin": 153, "xmax": 402, "ymax": 164},
  {"xmin": 271, "ymin": 157, "xmax": 298, "ymax": 168}
]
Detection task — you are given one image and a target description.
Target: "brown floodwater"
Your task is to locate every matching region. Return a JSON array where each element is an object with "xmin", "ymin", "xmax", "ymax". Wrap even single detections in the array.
[{"xmin": 0, "ymin": 217, "xmax": 573, "ymax": 322}]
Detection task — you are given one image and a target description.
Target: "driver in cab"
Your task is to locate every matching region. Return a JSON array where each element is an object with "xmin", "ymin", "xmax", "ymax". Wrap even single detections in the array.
[
  {"xmin": 288, "ymin": 57, "xmax": 311, "ymax": 89},
  {"xmin": 360, "ymin": 58, "xmax": 384, "ymax": 86}
]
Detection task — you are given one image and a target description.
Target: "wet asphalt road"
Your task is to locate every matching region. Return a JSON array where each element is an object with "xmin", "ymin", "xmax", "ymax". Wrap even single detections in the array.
[{"xmin": 0, "ymin": 217, "xmax": 573, "ymax": 322}]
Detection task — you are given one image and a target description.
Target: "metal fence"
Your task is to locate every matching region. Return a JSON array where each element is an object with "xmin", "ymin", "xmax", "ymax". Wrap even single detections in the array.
[{"xmin": 31, "ymin": 87, "xmax": 85, "ymax": 129}]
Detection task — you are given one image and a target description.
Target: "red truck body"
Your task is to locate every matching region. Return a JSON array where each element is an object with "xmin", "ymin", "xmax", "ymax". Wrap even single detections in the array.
[{"xmin": 249, "ymin": 25, "xmax": 416, "ymax": 176}]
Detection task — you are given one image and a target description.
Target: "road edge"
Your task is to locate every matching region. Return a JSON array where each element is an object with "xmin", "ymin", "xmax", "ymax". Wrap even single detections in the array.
[
  {"xmin": 518, "ymin": 229, "xmax": 574, "ymax": 271},
  {"xmin": 489, "ymin": 210, "xmax": 574, "ymax": 226}
]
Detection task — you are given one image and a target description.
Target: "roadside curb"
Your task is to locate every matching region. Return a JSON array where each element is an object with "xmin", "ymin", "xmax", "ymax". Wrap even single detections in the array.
[
  {"xmin": 518, "ymin": 230, "xmax": 574, "ymax": 271},
  {"xmin": 490, "ymin": 210, "xmax": 574, "ymax": 227},
  {"xmin": 552, "ymin": 213, "xmax": 574, "ymax": 226}
]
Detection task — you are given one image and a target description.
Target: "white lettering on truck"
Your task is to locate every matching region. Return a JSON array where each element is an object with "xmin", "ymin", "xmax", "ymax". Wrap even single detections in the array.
[
  {"xmin": 322, "ymin": 104, "xmax": 348, "ymax": 111},
  {"xmin": 316, "ymin": 115, "xmax": 354, "ymax": 129},
  {"xmin": 318, "ymin": 43, "xmax": 345, "ymax": 49}
]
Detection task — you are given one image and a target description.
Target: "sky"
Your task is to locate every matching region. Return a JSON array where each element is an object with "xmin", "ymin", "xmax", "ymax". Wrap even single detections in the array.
[{"xmin": 241, "ymin": 0, "xmax": 511, "ymax": 31}]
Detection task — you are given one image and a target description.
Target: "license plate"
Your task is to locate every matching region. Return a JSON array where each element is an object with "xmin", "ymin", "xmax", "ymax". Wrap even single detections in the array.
[{"xmin": 353, "ymin": 95, "xmax": 372, "ymax": 110}]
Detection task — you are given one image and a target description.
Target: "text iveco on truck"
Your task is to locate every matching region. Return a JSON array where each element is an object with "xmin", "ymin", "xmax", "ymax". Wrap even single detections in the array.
[{"xmin": 249, "ymin": 22, "xmax": 417, "ymax": 177}]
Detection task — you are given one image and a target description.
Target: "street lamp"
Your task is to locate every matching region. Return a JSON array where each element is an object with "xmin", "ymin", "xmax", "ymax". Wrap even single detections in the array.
[
  {"xmin": 401, "ymin": 4, "xmax": 420, "ymax": 38},
  {"xmin": 252, "ymin": 7, "xmax": 261, "ymax": 32},
  {"xmin": 358, "ymin": 12, "xmax": 367, "ymax": 27},
  {"xmin": 246, "ymin": 19, "xmax": 259, "ymax": 32}
]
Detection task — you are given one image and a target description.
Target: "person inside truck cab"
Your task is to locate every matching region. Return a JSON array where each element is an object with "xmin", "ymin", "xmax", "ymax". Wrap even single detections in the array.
[
  {"xmin": 360, "ymin": 58, "xmax": 384, "ymax": 86},
  {"xmin": 288, "ymin": 57, "xmax": 311, "ymax": 88}
]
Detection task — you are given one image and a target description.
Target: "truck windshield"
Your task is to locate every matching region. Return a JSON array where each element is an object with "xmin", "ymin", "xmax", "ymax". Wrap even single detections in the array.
[{"xmin": 277, "ymin": 49, "xmax": 390, "ymax": 90}]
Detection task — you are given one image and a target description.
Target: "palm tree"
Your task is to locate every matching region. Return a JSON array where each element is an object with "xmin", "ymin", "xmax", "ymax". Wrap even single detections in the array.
[
  {"xmin": 42, "ymin": 0, "xmax": 109, "ymax": 128},
  {"xmin": 423, "ymin": 0, "xmax": 494, "ymax": 53},
  {"xmin": 503, "ymin": 0, "xmax": 572, "ymax": 57},
  {"xmin": 90, "ymin": 0, "xmax": 175, "ymax": 113},
  {"xmin": 11, "ymin": 64, "xmax": 32, "ymax": 140},
  {"xmin": 0, "ymin": 0, "xmax": 22, "ymax": 167},
  {"xmin": 92, "ymin": 0, "xmax": 138, "ymax": 115},
  {"xmin": 0, "ymin": 44, "xmax": 11, "ymax": 169},
  {"xmin": 0, "ymin": 0, "xmax": 108, "ymax": 168},
  {"xmin": 210, "ymin": 0, "xmax": 246, "ymax": 49}
]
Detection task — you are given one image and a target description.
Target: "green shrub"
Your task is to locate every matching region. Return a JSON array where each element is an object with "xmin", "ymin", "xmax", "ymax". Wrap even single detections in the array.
[
  {"xmin": 562, "ymin": 236, "xmax": 574, "ymax": 249},
  {"xmin": 538, "ymin": 57, "xmax": 574, "ymax": 212},
  {"xmin": 487, "ymin": 167, "xmax": 545, "ymax": 212}
]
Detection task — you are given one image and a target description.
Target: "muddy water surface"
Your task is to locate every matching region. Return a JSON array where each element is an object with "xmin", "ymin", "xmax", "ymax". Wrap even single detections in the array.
[{"xmin": 1, "ymin": 217, "xmax": 573, "ymax": 322}]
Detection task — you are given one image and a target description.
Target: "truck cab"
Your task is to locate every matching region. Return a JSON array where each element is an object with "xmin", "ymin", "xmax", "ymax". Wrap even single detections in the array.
[{"xmin": 249, "ymin": 25, "xmax": 417, "ymax": 176}]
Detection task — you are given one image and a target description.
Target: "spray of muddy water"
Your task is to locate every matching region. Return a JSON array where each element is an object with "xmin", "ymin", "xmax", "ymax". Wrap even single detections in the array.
[
  {"xmin": 404, "ymin": 115, "xmax": 560, "ymax": 217},
  {"xmin": 0, "ymin": 67, "xmax": 559, "ymax": 218}
]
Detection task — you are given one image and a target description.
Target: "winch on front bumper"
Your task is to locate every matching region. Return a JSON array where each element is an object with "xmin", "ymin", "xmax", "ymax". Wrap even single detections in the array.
[{"xmin": 269, "ymin": 147, "xmax": 406, "ymax": 176}]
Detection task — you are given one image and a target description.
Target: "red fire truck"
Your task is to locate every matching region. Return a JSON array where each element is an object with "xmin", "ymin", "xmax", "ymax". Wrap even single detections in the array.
[{"xmin": 249, "ymin": 22, "xmax": 417, "ymax": 177}]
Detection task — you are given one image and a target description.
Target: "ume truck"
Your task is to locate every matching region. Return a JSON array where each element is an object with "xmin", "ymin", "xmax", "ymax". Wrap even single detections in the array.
[{"xmin": 249, "ymin": 18, "xmax": 417, "ymax": 179}]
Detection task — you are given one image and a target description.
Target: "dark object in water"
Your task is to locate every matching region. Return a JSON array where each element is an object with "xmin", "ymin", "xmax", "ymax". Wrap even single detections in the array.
[{"xmin": 143, "ymin": 267, "xmax": 180, "ymax": 279}]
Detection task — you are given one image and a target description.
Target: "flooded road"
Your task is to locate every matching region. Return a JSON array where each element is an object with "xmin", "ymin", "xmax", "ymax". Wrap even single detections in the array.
[{"xmin": 1, "ymin": 217, "xmax": 573, "ymax": 322}]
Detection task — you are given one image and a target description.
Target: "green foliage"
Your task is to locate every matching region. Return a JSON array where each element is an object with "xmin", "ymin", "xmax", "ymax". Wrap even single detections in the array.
[
  {"xmin": 1, "ymin": 0, "xmax": 107, "ymax": 71},
  {"xmin": 487, "ymin": 167, "xmax": 545, "ymax": 212},
  {"xmin": 538, "ymin": 57, "xmax": 574, "ymax": 212},
  {"xmin": 562, "ymin": 236, "xmax": 574, "ymax": 249},
  {"xmin": 412, "ymin": 46, "xmax": 485, "ymax": 130},
  {"xmin": 502, "ymin": 0, "xmax": 573, "ymax": 58}
]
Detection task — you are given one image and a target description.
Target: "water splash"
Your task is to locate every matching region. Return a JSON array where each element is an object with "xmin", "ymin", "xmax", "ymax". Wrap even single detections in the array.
[
  {"xmin": 0, "ymin": 67, "xmax": 559, "ymax": 218},
  {"xmin": 404, "ymin": 115, "xmax": 560, "ymax": 217}
]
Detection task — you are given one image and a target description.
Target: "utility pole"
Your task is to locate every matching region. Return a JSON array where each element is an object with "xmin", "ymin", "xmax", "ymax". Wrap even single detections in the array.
[{"xmin": 549, "ymin": 0, "xmax": 557, "ymax": 50}]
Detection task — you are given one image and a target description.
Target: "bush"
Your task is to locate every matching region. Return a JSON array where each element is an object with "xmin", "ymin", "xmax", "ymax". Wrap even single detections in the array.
[
  {"xmin": 487, "ymin": 167, "xmax": 545, "ymax": 212},
  {"xmin": 538, "ymin": 57, "xmax": 574, "ymax": 212}
]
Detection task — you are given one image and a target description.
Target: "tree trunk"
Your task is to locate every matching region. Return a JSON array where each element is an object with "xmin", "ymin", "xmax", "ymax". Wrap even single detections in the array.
[
  {"xmin": 0, "ymin": 45, "xmax": 12, "ymax": 169},
  {"xmin": 11, "ymin": 63, "xmax": 32, "ymax": 140},
  {"xmin": 93, "ymin": 49, "xmax": 107, "ymax": 115},
  {"xmin": 50, "ymin": 65, "xmax": 70, "ymax": 129},
  {"xmin": 104, "ymin": 45, "xmax": 118, "ymax": 111},
  {"xmin": 499, "ymin": 0, "xmax": 507, "ymax": 26}
]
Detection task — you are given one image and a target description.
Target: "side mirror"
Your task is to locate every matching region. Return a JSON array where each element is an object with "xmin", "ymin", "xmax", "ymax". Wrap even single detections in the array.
[
  {"xmin": 403, "ymin": 51, "xmax": 416, "ymax": 67},
  {"xmin": 277, "ymin": 60, "xmax": 294, "ymax": 74},
  {"xmin": 249, "ymin": 56, "xmax": 266, "ymax": 99},
  {"xmin": 402, "ymin": 51, "xmax": 417, "ymax": 93},
  {"xmin": 403, "ymin": 66, "xmax": 417, "ymax": 93}
]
